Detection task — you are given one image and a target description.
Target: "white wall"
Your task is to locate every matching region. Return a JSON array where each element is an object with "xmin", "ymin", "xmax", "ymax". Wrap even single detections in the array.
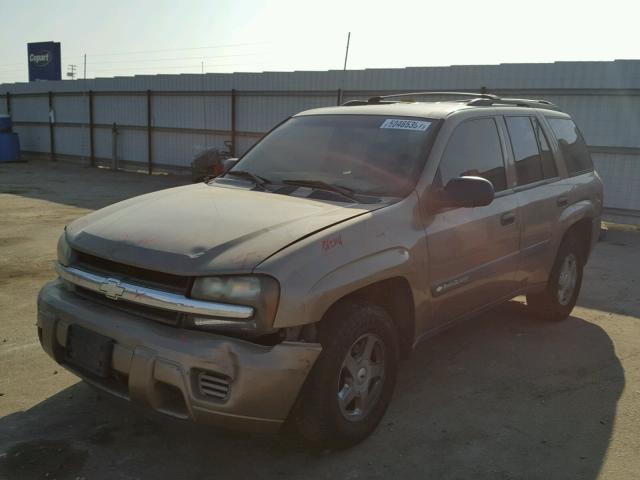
[{"xmin": 2, "ymin": 60, "xmax": 640, "ymax": 212}]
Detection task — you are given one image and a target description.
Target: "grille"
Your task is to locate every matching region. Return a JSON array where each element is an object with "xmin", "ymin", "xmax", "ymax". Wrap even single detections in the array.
[
  {"xmin": 75, "ymin": 251, "xmax": 190, "ymax": 294},
  {"xmin": 197, "ymin": 371, "xmax": 231, "ymax": 401},
  {"xmin": 74, "ymin": 286, "xmax": 182, "ymax": 326}
]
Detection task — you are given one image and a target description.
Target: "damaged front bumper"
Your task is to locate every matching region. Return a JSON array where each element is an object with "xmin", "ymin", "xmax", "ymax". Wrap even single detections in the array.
[{"xmin": 37, "ymin": 280, "xmax": 321, "ymax": 432}]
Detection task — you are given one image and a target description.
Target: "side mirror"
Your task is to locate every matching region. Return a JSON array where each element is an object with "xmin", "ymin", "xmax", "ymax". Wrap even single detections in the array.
[
  {"xmin": 440, "ymin": 176, "xmax": 495, "ymax": 208},
  {"xmin": 222, "ymin": 158, "xmax": 239, "ymax": 173}
]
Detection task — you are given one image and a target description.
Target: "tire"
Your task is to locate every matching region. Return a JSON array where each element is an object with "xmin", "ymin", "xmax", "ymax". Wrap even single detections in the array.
[
  {"xmin": 527, "ymin": 234, "xmax": 584, "ymax": 321},
  {"xmin": 292, "ymin": 300, "xmax": 399, "ymax": 448}
]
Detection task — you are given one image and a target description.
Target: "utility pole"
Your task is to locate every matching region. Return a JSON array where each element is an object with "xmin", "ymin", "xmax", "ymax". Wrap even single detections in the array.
[
  {"xmin": 83, "ymin": 54, "xmax": 87, "ymax": 80},
  {"xmin": 67, "ymin": 64, "xmax": 77, "ymax": 79},
  {"xmin": 201, "ymin": 61, "xmax": 207, "ymax": 149},
  {"xmin": 343, "ymin": 32, "xmax": 351, "ymax": 70}
]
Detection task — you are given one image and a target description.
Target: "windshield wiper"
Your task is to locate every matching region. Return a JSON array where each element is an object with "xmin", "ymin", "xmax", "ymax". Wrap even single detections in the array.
[
  {"xmin": 281, "ymin": 179, "xmax": 358, "ymax": 202},
  {"xmin": 224, "ymin": 170, "xmax": 272, "ymax": 190}
]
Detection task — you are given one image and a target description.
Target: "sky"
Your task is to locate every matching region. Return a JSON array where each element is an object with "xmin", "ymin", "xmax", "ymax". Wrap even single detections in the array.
[{"xmin": 1, "ymin": 0, "xmax": 639, "ymax": 84}]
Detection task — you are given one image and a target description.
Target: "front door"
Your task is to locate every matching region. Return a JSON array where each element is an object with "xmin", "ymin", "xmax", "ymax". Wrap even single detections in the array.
[{"xmin": 425, "ymin": 117, "xmax": 521, "ymax": 327}]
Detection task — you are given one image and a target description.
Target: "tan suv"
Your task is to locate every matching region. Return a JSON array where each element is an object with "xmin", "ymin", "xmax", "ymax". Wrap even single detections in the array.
[{"xmin": 37, "ymin": 92, "xmax": 603, "ymax": 447}]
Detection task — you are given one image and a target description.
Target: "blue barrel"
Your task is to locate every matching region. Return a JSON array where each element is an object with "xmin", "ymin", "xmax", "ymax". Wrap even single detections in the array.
[
  {"xmin": 0, "ymin": 132, "xmax": 21, "ymax": 162},
  {"xmin": 0, "ymin": 115, "xmax": 11, "ymax": 132}
]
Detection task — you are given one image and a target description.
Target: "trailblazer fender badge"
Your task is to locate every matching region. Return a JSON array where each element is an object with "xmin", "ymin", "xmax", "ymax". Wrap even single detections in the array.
[{"xmin": 432, "ymin": 275, "xmax": 470, "ymax": 297}]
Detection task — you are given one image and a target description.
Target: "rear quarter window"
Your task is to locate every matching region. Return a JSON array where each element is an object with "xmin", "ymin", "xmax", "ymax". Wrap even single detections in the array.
[{"xmin": 546, "ymin": 117, "xmax": 594, "ymax": 176}]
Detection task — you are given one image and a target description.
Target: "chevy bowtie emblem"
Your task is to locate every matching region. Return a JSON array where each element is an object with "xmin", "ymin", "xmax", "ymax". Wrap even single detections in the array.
[{"xmin": 99, "ymin": 278, "xmax": 125, "ymax": 300}]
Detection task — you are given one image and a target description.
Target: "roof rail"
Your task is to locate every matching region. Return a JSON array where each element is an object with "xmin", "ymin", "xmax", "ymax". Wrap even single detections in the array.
[
  {"xmin": 342, "ymin": 99, "xmax": 397, "ymax": 106},
  {"xmin": 341, "ymin": 90, "xmax": 561, "ymax": 111},
  {"xmin": 367, "ymin": 91, "xmax": 499, "ymax": 104},
  {"xmin": 487, "ymin": 97, "xmax": 561, "ymax": 111},
  {"xmin": 466, "ymin": 97, "xmax": 560, "ymax": 109}
]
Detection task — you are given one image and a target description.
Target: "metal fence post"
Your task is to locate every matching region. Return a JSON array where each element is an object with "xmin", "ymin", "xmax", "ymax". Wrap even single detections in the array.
[
  {"xmin": 111, "ymin": 123, "xmax": 119, "ymax": 170},
  {"xmin": 147, "ymin": 89, "xmax": 152, "ymax": 174},
  {"xmin": 230, "ymin": 88, "xmax": 237, "ymax": 157},
  {"xmin": 89, "ymin": 90, "xmax": 95, "ymax": 167},
  {"xmin": 337, "ymin": 88, "xmax": 342, "ymax": 106},
  {"xmin": 5, "ymin": 92, "xmax": 10, "ymax": 117},
  {"xmin": 48, "ymin": 91, "xmax": 55, "ymax": 161}
]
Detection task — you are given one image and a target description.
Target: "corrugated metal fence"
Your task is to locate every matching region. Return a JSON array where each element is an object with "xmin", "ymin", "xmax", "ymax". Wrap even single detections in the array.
[{"xmin": 2, "ymin": 60, "xmax": 640, "ymax": 218}]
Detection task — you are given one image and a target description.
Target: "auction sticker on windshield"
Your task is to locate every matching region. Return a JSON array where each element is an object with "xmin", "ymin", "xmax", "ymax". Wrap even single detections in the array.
[{"xmin": 380, "ymin": 119, "xmax": 431, "ymax": 131}]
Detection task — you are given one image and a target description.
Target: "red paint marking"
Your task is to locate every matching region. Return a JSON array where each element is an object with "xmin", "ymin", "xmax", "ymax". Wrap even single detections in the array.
[{"xmin": 321, "ymin": 235, "xmax": 343, "ymax": 252}]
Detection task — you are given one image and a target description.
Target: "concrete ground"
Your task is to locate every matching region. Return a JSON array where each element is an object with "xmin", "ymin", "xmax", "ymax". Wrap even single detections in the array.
[{"xmin": 1, "ymin": 159, "xmax": 639, "ymax": 480}]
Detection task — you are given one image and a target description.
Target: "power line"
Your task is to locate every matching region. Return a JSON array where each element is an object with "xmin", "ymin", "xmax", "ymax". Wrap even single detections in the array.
[
  {"xmin": 0, "ymin": 61, "xmax": 277, "ymax": 82},
  {"xmin": 90, "ymin": 61, "xmax": 273, "ymax": 73},
  {"xmin": 0, "ymin": 41, "xmax": 266, "ymax": 68},
  {"xmin": 0, "ymin": 52, "xmax": 263, "ymax": 70},
  {"xmin": 84, "ymin": 52, "xmax": 263, "ymax": 66},
  {"xmin": 66, "ymin": 41, "xmax": 266, "ymax": 58}
]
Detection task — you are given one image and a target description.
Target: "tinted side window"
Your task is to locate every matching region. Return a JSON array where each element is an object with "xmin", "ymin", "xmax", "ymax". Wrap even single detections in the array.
[
  {"xmin": 437, "ymin": 118, "xmax": 507, "ymax": 192},
  {"xmin": 547, "ymin": 118, "xmax": 594, "ymax": 175},
  {"xmin": 505, "ymin": 116, "xmax": 543, "ymax": 186},
  {"xmin": 534, "ymin": 119, "xmax": 558, "ymax": 179}
]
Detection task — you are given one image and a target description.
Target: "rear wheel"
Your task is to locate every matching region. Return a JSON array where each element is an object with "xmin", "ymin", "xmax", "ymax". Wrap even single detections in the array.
[
  {"xmin": 527, "ymin": 235, "xmax": 584, "ymax": 321},
  {"xmin": 293, "ymin": 300, "xmax": 398, "ymax": 448}
]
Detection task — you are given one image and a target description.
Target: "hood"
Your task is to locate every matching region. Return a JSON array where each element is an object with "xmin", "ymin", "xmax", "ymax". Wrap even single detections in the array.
[{"xmin": 66, "ymin": 183, "xmax": 378, "ymax": 275}]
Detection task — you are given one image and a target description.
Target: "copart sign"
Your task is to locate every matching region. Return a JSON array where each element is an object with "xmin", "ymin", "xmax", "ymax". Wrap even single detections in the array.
[{"xmin": 27, "ymin": 41, "xmax": 61, "ymax": 81}]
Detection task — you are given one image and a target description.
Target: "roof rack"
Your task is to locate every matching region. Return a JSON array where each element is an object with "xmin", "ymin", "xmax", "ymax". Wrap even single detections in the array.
[
  {"xmin": 342, "ymin": 99, "xmax": 396, "ymax": 106},
  {"xmin": 368, "ymin": 91, "xmax": 500, "ymax": 104},
  {"xmin": 342, "ymin": 91, "xmax": 560, "ymax": 111},
  {"xmin": 470, "ymin": 97, "xmax": 561, "ymax": 111}
]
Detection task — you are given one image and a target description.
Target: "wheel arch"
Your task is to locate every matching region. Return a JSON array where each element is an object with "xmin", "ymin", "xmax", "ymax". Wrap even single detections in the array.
[
  {"xmin": 561, "ymin": 216, "xmax": 594, "ymax": 264},
  {"xmin": 557, "ymin": 200, "xmax": 596, "ymax": 263},
  {"xmin": 319, "ymin": 276, "xmax": 416, "ymax": 359}
]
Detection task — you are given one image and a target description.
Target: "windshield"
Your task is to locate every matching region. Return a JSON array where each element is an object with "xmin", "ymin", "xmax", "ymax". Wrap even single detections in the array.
[{"xmin": 230, "ymin": 114, "xmax": 437, "ymax": 196}]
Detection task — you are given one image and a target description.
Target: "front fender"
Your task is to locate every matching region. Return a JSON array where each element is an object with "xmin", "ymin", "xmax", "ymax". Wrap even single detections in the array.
[
  {"xmin": 304, "ymin": 247, "xmax": 413, "ymax": 328},
  {"xmin": 254, "ymin": 193, "xmax": 429, "ymax": 330}
]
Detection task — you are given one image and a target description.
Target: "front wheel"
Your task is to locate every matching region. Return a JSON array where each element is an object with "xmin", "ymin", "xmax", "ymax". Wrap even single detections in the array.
[
  {"xmin": 527, "ymin": 235, "xmax": 584, "ymax": 321},
  {"xmin": 292, "ymin": 300, "xmax": 398, "ymax": 448}
]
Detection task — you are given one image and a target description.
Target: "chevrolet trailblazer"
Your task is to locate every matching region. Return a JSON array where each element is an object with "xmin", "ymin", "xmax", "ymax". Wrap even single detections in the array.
[{"xmin": 37, "ymin": 92, "xmax": 602, "ymax": 447}]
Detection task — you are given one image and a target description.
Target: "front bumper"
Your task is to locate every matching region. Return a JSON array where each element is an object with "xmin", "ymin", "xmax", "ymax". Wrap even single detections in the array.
[{"xmin": 37, "ymin": 280, "xmax": 321, "ymax": 432}]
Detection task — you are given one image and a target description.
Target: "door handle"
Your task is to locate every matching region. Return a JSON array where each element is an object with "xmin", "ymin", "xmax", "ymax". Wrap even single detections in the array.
[
  {"xmin": 501, "ymin": 211, "xmax": 516, "ymax": 226},
  {"xmin": 557, "ymin": 195, "xmax": 569, "ymax": 207}
]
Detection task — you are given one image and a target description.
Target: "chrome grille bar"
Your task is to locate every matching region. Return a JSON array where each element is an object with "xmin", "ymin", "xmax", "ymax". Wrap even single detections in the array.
[{"xmin": 55, "ymin": 263, "xmax": 254, "ymax": 320}]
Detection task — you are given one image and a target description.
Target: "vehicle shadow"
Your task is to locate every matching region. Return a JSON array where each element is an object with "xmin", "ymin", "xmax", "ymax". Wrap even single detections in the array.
[
  {"xmin": 0, "ymin": 301, "xmax": 623, "ymax": 480},
  {"xmin": 0, "ymin": 159, "xmax": 190, "ymax": 211},
  {"xmin": 576, "ymin": 228, "xmax": 640, "ymax": 318}
]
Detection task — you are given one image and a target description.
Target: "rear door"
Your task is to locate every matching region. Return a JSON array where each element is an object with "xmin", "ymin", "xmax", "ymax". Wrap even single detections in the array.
[
  {"xmin": 425, "ymin": 117, "xmax": 521, "ymax": 327},
  {"xmin": 503, "ymin": 114, "xmax": 573, "ymax": 286}
]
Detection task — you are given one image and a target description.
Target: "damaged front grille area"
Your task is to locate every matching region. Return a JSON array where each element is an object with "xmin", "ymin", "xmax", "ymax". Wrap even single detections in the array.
[
  {"xmin": 56, "ymin": 262, "xmax": 254, "ymax": 327},
  {"xmin": 75, "ymin": 251, "xmax": 190, "ymax": 294},
  {"xmin": 74, "ymin": 286, "xmax": 183, "ymax": 326}
]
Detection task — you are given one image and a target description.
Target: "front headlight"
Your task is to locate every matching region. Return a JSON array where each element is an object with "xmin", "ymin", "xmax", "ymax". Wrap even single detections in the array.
[
  {"xmin": 57, "ymin": 231, "xmax": 76, "ymax": 267},
  {"xmin": 188, "ymin": 275, "xmax": 280, "ymax": 333}
]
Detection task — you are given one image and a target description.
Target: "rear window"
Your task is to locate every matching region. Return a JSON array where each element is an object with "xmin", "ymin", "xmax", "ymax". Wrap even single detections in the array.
[
  {"xmin": 534, "ymin": 118, "xmax": 558, "ymax": 179},
  {"xmin": 547, "ymin": 117, "xmax": 593, "ymax": 175},
  {"xmin": 505, "ymin": 116, "xmax": 558, "ymax": 186},
  {"xmin": 505, "ymin": 116, "xmax": 545, "ymax": 186}
]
